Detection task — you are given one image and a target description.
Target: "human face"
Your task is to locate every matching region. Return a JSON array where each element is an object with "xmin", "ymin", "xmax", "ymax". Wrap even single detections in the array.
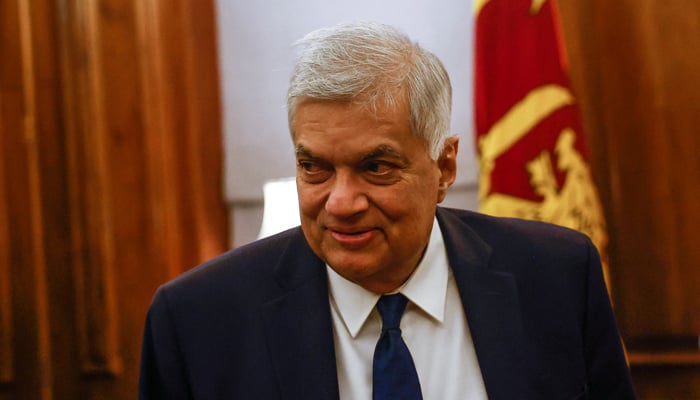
[{"xmin": 293, "ymin": 98, "xmax": 458, "ymax": 294}]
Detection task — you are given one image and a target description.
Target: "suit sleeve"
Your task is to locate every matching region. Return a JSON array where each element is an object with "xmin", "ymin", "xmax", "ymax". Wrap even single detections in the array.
[
  {"xmin": 582, "ymin": 240, "xmax": 636, "ymax": 398},
  {"xmin": 138, "ymin": 287, "xmax": 193, "ymax": 400}
]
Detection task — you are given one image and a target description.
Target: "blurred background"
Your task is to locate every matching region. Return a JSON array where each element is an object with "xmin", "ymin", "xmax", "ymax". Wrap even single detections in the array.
[{"xmin": 1, "ymin": 0, "xmax": 698, "ymax": 398}]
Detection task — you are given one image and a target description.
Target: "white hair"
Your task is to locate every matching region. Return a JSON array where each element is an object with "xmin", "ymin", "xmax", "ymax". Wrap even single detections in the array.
[{"xmin": 287, "ymin": 22, "xmax": 452, "ymax": 160}]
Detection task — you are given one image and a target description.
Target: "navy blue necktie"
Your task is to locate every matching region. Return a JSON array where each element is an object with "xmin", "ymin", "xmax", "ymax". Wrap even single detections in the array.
[{"xmin": 372, "ymin": 293, "xmax": 423, "ymax": 400}]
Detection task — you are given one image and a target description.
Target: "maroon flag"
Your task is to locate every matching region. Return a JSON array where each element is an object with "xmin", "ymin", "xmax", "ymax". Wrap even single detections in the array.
[{"xmin": 474, "ymin": 0, "xmax": 611, "ymax": 287}]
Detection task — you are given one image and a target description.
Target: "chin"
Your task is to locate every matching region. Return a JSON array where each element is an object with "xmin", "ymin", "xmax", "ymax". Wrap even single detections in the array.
[{"xmin": 328, "ymin": 258, "xmax": 381, "ymax": 280}]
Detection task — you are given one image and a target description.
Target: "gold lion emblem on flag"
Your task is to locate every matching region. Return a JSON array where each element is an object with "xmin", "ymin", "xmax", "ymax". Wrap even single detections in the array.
[{"xmin": 478, "ymin": 84, "xmax": 610, "ymax": 288}]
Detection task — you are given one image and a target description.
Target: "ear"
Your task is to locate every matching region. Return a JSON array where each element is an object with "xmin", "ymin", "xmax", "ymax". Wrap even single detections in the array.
[{"xmin": 437, "ymin": 136, "xmax": 459, "ymax": 203}]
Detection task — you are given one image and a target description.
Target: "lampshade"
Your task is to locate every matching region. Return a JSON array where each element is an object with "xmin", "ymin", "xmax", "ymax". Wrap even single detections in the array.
[{"xmin": 257, "ymin": 177, "xmax": 301, "ymax": 239}]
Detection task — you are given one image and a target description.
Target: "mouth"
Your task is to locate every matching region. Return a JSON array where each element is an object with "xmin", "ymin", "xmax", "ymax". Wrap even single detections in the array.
[{"xmin": 327, "ymin": 227, "xmax": 376, "ymax": 247}]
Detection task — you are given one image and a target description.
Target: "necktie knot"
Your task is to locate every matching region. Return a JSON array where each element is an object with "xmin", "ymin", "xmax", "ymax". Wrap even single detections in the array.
[{"xmin": 376, "ymin": 294, "xmax": 408, "ymax": 331}]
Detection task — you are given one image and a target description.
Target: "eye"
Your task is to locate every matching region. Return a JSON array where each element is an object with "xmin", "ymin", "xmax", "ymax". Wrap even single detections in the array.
[
  {"xmin": 364, "ymin": 160, "xmax": 394, "ymax": 175},
  {"xmin": 298, "ymin": 160, "xmax": 320, "ymax": 172},
  {"xmin": 297, "ymin": 159, "xmax": 331, "ymax": 183},
  {"xmin": 361, "ymin": 160, "xmax": 401, "ymax": 185}
]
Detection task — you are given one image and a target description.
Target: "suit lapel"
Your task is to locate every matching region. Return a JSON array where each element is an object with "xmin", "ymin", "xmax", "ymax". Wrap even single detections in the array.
[
  {"xmin": 261, "ymin": 230, "xmax": 340, "ymax": 400},
  {"xmin": 437, "ymin": 208, "xmax": 535, "ymax": 399}
]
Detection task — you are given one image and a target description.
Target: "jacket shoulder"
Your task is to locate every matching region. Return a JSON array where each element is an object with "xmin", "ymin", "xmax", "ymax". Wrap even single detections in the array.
[
  {"xmin": 153, "ymin": 227, "xmax": 308, "ymax": 308},
  {"xmin": 438, "ymin": 206, "xmax": 593, "ymax": 253}
]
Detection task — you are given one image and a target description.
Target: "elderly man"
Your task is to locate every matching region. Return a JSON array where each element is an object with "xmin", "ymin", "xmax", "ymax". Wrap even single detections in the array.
[{"xmin": 139, "ymin": 22, "xmax": 634, "ymax": 399}]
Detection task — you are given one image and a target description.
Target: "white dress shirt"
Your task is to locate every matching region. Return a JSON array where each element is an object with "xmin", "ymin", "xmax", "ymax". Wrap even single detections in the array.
[{"xmin": 327, "ymin": 218, "xmax": 488, "ymax": 399}]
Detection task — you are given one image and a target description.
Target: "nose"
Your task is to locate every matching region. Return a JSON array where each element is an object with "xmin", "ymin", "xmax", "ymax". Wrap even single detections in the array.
[{"xmin": 325, "ymin": 171, "xmax": 369, "ymax": 218}]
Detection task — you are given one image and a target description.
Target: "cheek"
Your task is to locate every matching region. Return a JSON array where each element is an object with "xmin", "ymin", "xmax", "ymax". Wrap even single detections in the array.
[
  {"xmin": 297, "ymin": 184, "xmax": 327, "ymax": 216},
  {"xmin": 371, "ymin": 193, "xmax": 431, "ymax": 226},
  {"xmin": 380, "ymin": 178, "xmax": 439, "ymax": 212},
  {"xmin": 376, "ymin": 188, "xmax": 439, "ymax": 240}
]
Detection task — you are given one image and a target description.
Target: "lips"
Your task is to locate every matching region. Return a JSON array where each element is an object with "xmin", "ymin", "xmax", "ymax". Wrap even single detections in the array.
[{"xmin": 328, "ymin": 227, "xmax": 376, "ymax": 247}]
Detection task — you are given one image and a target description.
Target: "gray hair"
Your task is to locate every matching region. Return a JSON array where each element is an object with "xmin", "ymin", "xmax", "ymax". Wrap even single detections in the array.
[{"xmin": 287, "ymin": 22, "xmax": 452, "ymax": 160}]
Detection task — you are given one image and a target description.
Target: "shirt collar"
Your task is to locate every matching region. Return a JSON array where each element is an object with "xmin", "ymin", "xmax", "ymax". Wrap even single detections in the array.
[{"xmin": 327, "ymin": 217, "xmax": 449, "ymax": 338}]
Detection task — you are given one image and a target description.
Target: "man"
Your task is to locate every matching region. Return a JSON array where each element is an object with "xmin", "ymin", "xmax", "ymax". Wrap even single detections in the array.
[{"xmin": 139, "ymin": 22, "xmax": 635, "ymax": 399}]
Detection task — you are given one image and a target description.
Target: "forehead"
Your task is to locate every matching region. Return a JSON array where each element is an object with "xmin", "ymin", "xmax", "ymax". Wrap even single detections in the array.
[
  {"xmin": 293, "ymin": 98, "xmax": 413, "ymax": 141},
  {"xmin": 293, "ymin": 99, "xmax": 424, "ymax": 163}
]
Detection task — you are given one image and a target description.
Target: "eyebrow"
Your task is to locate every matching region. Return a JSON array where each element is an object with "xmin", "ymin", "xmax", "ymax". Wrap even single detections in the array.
[
  {"xmin": 360, "ymin": 145, "xmax": 404, "ymax": 162},
  {"xmin": 295, "ymin": 144, "xmax": 316, "ymax": 159},
  {"xmin": 296, "ymin": 144, "xmax": 406, "ymax": 163}
]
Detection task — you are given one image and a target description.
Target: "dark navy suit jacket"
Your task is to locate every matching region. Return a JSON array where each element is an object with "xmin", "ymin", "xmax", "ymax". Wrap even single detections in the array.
[{"xmin": 138, "ymin": 207, "xmax": 635, "ymax": 399}]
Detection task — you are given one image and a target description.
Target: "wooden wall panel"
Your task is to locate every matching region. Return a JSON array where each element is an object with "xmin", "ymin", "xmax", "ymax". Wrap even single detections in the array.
[
  {"xmin": 1, "ymin": 0, "xmax": 229, "ymax": 398},
  {"xmin": 133, "ymin": 0, "xmax": 227, "ymax": 280},
  {"xmin": 0, "ymin": 0, "xmax": 18, "ymax": 383},
  {"xmin": 0, "ymin": 1, "xmax": 58, "ymax": 399},
  {"xmin": 0, "ymin": 90, "xmax": 15, "ymax": 386},
  {"xmin": 559, "ymin": 0, "xmax": 700, "ymax": 397},
  {"xmin": 0, "ymin": 90, "xmax": 15, "ymax": 388},
  {"xmin": 134, "ymin": 0, "xmax": 187, "ymax": 281},
  {"xmin": 177, "ymin": 0, "xmax": 230, "ymax": 263},
  {"xmin": 61, "ymin": 0, "xmax": 229, "ymax": 398},
  {"xmin": 65, "ymin": 0, "xmax": 127, "ymax": 377},
  {"xmin": 0, "ymin": 0, "xmax": 19, "ymax": 388}
]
